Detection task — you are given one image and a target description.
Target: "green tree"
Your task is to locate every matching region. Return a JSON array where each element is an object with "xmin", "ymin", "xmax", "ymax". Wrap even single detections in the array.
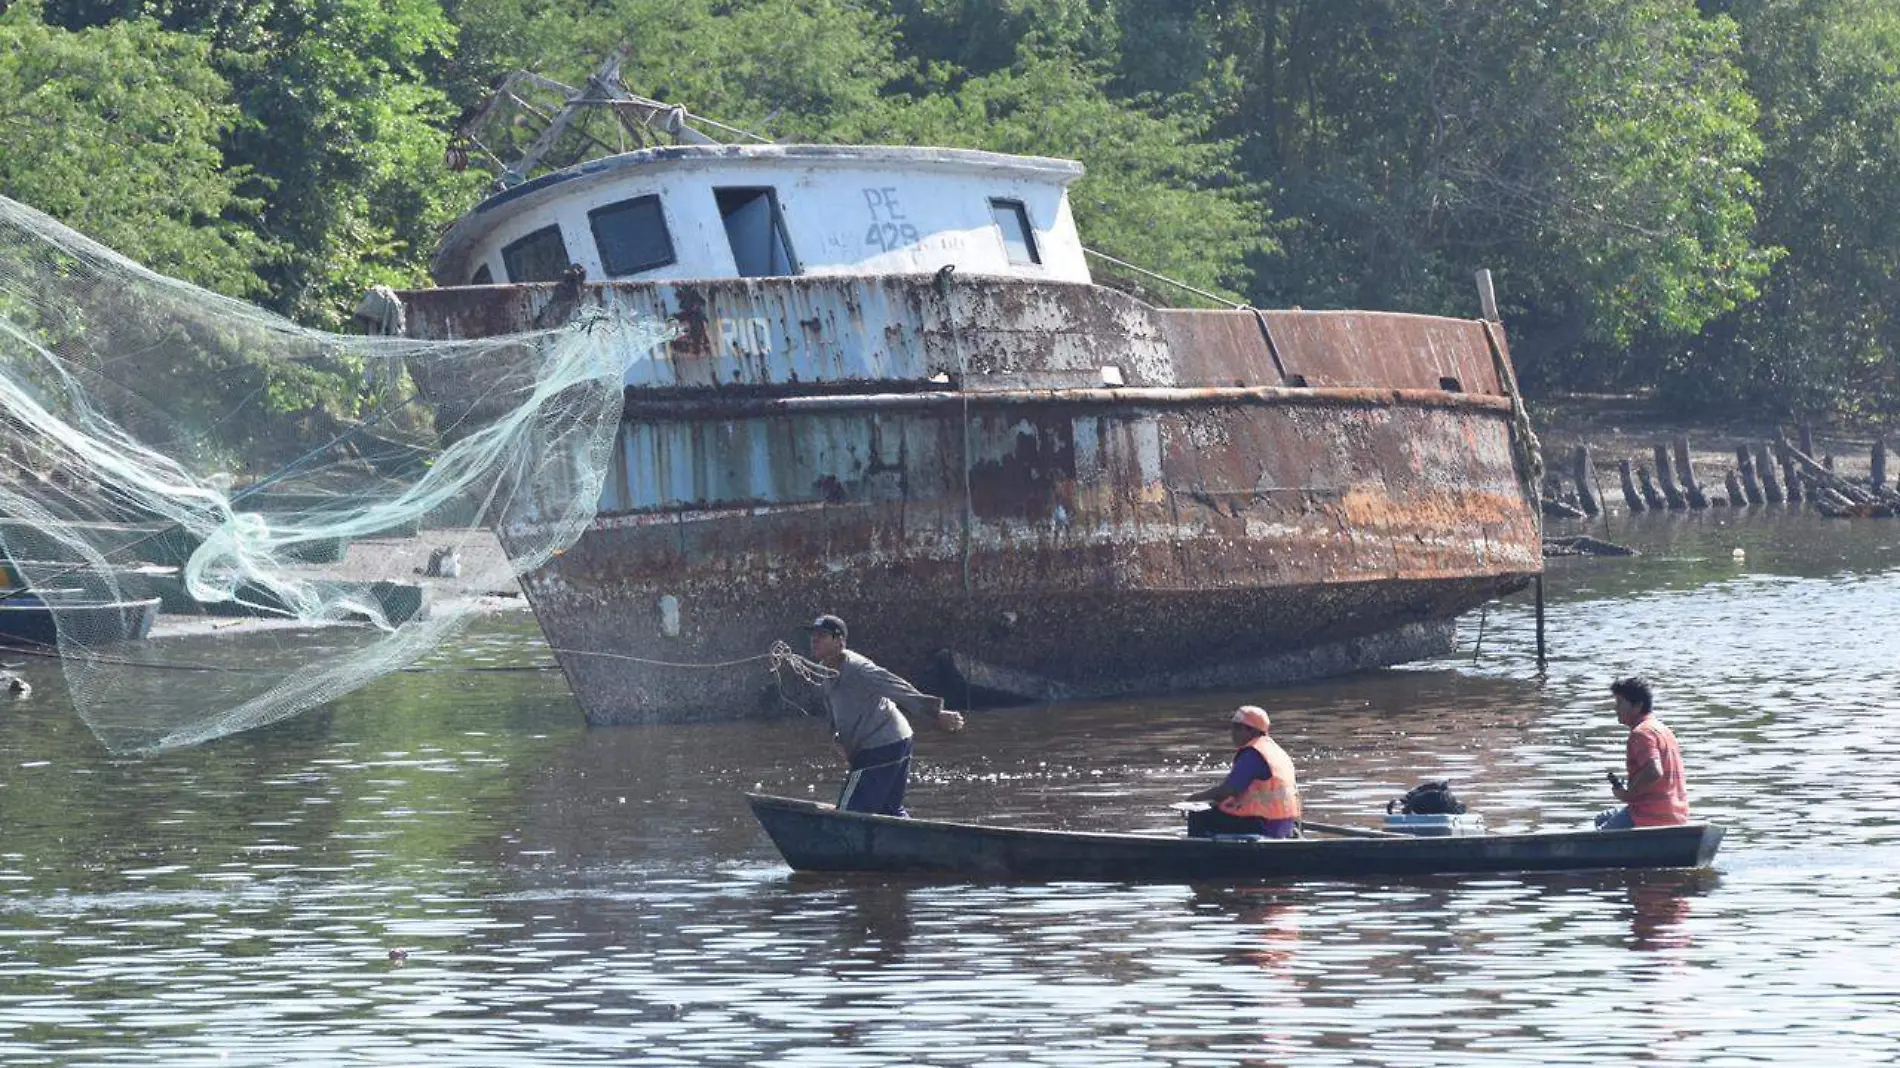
[
  {"xmin": 445, "ymin": 0, "xmax": 906, "ymax": 141},
  {"xmin": 0, "ymin": 1, "xmax": 263, "ymax": 294},
  {"xmin": 882, "ymin": 0, "xmax": 1120, "ymax": 81},
  {"xmin": 1192, "ymin": 1, "xmax": 1772, "ymax": 389},
  {"xmin": 36, "ymin": 0, "xmax": 486, "ymax": 327},
  {"xmin": 218, "ymin": 0, "xmax": 482, "ymax": 325},
  {"xmin": 1665, "ymin": 0, "xmax": 1900, "ymax": 416}
]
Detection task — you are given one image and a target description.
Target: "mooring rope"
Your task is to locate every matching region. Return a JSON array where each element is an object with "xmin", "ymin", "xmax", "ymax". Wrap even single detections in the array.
[{"xmin": 1082, "ymin": 247, "xmax": 1243, "ymax": 309}]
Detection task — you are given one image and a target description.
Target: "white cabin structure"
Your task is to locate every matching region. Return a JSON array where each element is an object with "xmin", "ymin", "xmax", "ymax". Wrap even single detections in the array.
[{"xmin": 430, "ymin": 145, "xmax": 1091, "ymax": 288}]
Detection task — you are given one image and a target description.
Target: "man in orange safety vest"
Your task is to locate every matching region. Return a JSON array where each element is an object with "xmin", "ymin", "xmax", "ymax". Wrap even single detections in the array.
[{"xmin": 1182, "ymin": 705, "xmax": 1302, "ymax": 839}]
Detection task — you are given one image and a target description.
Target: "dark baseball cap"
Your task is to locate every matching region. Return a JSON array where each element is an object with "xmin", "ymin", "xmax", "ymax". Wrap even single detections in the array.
[{"xmin": 802, "ymin": 614, "xmax": 848, "ymax": 640}]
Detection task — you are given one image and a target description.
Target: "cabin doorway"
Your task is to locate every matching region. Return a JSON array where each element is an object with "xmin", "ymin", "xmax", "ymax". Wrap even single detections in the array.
[{"xmin": 715, "ymin": 187, "xmax": 798, "ymax": 277}]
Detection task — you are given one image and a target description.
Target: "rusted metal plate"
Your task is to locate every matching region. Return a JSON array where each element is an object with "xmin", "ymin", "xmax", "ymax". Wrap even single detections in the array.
[
  {"xmin": 1158, "ymin": 309, "xmax": 1285, "ymax": 385},
  {"xmin": 498, "ymin": 397, "xmax": 1536, "ymax": 724},
  {"xmin": 1260, "ymin": 311, "xmax": 1505, "ymax": 394},
  {"xmin": 404, "ymin": 276, "xmax": 1179, "ymax": 397}
]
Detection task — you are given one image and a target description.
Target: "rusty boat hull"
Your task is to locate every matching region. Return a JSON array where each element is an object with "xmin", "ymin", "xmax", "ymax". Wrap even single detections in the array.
[{"xmin": 402, "ymin": 275, "xmax": 1540, "ymax": 724}]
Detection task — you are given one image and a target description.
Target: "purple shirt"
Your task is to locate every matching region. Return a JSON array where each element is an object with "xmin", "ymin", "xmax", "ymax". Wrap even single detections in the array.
[{"xmin": 1221, "ymin": 747, "xmax": 1273, "ymax": 793}]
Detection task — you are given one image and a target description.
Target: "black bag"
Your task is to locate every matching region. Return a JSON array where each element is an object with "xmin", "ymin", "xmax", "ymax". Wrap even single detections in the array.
[{"xmin": 1387, "ymin": 780, "xmax": 1467, "ymax": 815}]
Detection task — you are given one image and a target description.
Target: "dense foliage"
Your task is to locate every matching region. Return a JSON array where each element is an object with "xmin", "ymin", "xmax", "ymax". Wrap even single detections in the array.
[
  {"xmin": 0, "ymin": 2, "xmax": 263, "ymax": 293},
  {"xmin": 6, "ymin": 0, "xmax": 1900, "ymax": 418}
]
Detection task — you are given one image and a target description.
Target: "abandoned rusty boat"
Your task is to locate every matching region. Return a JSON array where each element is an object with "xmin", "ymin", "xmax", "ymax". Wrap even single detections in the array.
[{"xmin": 394, "ymin": 99, "xmax": 1542, "ymax": 726}]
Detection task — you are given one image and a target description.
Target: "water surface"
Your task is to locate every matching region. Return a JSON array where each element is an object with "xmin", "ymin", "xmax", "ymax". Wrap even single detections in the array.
[{"xmin": 2, "ymin": 509, "xmax": 1897, "ymax": 1065}]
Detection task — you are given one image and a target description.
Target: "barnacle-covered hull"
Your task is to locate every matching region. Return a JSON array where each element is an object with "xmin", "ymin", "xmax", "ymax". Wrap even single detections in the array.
[{"xmin": 401, "ymin": 273, "xmax": 1538, "ymax": 724}]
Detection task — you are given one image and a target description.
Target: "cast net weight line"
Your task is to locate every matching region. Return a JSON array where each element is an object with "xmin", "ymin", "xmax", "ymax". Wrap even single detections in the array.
[
  {"xmin": 552, "ymin": 640, "xmax": 839, "ymax": 718},
  {"xmin": 2, "ymin": 637, "xmax": 834, "ymax": 682}
]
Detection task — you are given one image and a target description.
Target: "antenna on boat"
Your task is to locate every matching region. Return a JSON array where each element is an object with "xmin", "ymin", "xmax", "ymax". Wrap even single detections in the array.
[{"xmin": 446, "ymin": 48, "xmax": 765, "ymax": 191}]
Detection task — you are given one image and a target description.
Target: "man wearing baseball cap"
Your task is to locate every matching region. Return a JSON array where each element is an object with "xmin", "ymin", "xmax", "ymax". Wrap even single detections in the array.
[
  {"xmin": 802, "ymin": 613, "xmax": 965, "ymax": 816},
  {"xmin": 1182, "ymin": 705, "xmax": 1302, "ymax": 838}
]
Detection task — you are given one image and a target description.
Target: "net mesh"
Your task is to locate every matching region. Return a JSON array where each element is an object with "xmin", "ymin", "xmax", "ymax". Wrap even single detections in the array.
[{"xmin": 0, "ymin": 194, "xmax": 670, "ymax": 753}]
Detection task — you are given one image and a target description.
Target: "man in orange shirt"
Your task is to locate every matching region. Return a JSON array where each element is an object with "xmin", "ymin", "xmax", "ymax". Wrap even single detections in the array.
[{"xmin": 1595, "ymin": 676, "xmax": 1690, "ymax": 830}]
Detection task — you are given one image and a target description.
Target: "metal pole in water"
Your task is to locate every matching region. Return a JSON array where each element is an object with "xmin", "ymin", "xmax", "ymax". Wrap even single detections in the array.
[{"xmin": 1534, "ymin": 574, "xmax": 1547, "ymax": 669}]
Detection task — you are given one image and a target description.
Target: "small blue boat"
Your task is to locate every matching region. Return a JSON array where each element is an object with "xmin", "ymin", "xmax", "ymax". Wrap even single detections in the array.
[{"xmin": 0, "ymin": 588, "xmax": 161, "ymax": 647}]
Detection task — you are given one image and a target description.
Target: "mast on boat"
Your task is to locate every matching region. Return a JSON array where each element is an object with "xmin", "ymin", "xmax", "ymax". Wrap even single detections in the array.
[{"xmin": 448, "ymin": 49, "xmax": 747, "ymax": 191}]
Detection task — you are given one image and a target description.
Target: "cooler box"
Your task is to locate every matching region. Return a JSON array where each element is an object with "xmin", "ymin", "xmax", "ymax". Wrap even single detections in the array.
[{"xmin": 1383, "ymin": 813, "xmax": 1487, "ymax": 837}]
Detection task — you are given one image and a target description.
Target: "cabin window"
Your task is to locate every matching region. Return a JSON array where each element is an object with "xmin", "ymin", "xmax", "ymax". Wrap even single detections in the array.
[
  {"xmin": 501, "ymin": 224, "xmax": 571, "ymax": 283},
  {"xmin": 990, "ymin": 198, "xmax": 1041, "ymax": 266},
  {"xmin": 590, "ymin": 195, "xmax": 676, "ymax": 277},
  {"xmin": 715, "ymin": 187, "xmax": 798, "ymax": 277},
  {"xmin": 468, "ymin": 263, "xmax": 493, "ymax": 286}
]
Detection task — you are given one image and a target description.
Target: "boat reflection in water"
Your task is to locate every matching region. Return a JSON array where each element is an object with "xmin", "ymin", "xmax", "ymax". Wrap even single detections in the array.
[
  {"xmin": 1194, "ymin": 887, "xmax": 1304, "ymax": 979},
  {"xmin": 1626, "ymin": 869, "xmax": 1718, "ymax": 953}
]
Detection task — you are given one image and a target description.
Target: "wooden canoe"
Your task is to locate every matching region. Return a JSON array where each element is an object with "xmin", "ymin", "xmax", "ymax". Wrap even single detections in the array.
[{"xmin": 745, "ymin": 794, "xmax": 1724, "ymax": 882}]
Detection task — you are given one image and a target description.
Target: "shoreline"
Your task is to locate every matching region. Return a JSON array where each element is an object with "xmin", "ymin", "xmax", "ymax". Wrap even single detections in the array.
[{"xmin": 1531, "ymin": 393, "xmax": 1880, "ymax": 482}]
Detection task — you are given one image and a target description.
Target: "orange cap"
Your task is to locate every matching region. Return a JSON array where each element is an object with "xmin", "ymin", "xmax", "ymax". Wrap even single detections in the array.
[{"xmin": 1231, "ymin": 705, "xmax": 1270, "ymax": 733}]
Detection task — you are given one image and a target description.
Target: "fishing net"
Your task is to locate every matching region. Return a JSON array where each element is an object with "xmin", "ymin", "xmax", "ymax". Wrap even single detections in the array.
[{"xmin": 0, "ymin": 194, "xmax": 670, "ymax": 754}]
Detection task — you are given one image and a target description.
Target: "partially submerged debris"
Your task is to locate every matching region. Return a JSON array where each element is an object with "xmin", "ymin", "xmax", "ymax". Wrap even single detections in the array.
[{"xmin": 1544, "ymin": 535, "xmax": 1637, "ymax": 558}]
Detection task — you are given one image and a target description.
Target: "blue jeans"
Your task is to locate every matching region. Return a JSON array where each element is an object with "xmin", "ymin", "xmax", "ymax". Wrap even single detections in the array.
[
  {"xmin": 839, "ymin": 738, "xmax": 913, "ymax": 816},
  {"xmin": 1595, "ymin": 806, "xmax": 1635, "ymax": 830}
]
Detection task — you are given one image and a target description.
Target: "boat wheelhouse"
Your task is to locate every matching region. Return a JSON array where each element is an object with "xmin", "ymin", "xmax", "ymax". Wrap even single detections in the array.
[{"xmin": 432, "ymin": 144, "xmax": 1088, "ymax": 288}]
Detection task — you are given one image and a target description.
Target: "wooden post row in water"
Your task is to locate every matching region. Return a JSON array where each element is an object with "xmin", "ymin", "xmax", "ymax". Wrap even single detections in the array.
[
  {"xmin": 1570, "ymin": 445, "xmax": 1600, "ymax": 517},
  {"xmin": 1569, "ymin": 433, "xmax": 1900, "ymax": 514},
  {"xmin": 1777, "ymin": 440, "xmax": 1803, "ymax": 504},
  {"xmin": 1638, "ymin": 466, "xmax": 1666, "ymax": 510},
  {"xmin": 1619, "ymin": 459, "xmax": 1645, "ymax": 512},
  {"xmin": 1754, "ymin": 443, "xmax": 1784, "ymax": 504},
  {"xmin": 1674, "ymin": 438, "xmax": 1708, "ymax": 508},
  {"xmin": 1736, "ymin": 446, "xmax": 1764, "ymax": 504},
  {"xmin": 1653, "ymin": 445, "xmax": 1686, "ymax": 509}
]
